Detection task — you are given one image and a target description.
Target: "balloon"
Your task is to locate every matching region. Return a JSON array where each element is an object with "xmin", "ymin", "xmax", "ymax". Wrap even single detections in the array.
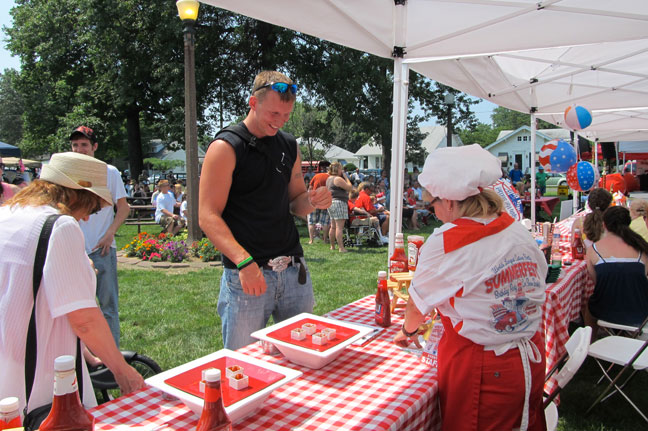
[
  {"xmin": 566, "ymin": 161, "xmax": 598, "ymax": 192},
  {"xmin": 599, "ymin": 173, "xmax": 627, "ymax": 194},
  {"xmin": 539, "ymin": 139, "xmax": 559, "ymax": 171},
  {"xmin": 549, "ymin": 140, "xmax": 577, "ymax": 173},
  {"xmin": 564, "ymin": 105, "xmax": 593, "ymax": 130}
]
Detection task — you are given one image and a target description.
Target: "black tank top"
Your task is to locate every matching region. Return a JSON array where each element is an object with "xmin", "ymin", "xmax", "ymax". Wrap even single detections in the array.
[{"xmin": 214, "ymin": 122, "xmax": 303, "ymax": 268}]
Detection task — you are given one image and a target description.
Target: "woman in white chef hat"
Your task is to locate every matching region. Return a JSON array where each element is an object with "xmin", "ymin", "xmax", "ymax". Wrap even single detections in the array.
[{"xmin": 394, "ymin": 145, "xmax": 548, "ymax": 431}]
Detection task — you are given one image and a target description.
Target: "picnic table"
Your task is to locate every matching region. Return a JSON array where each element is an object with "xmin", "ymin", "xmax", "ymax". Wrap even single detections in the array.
[
  {"xmin": 522, "ymin": 196, "xmax": 560, "ymax": 217},
  {"xmin": 89, "ymin": 296, "xmax": 440, "ymax": 431},
  {"xmin": 125, "ymin": 204, "xmax": 157, "ymax": 233}
]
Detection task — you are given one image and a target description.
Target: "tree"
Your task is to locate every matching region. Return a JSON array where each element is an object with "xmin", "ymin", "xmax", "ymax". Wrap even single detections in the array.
[
  {"xmin": 491, "ymin": 106, "xmax": 559, "ymax": 131},
  {"xmin": 0, "ymin": 69, "xmax": 24, "ymax": 146},
  {"xmin": 458, "ymin": 123, "xmax": 500, "ymax": 148}
]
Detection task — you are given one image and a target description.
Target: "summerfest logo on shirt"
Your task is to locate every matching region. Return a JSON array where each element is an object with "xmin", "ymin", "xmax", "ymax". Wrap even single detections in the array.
[{"xmin": 485, "ymin": 253, "xmax": 541, "ymax": 333}]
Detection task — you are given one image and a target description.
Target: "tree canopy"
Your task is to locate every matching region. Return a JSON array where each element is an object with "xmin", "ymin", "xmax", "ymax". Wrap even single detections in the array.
[{"xmin": 4, "ymin": 2, "xmax": 480, "ymax": 174}]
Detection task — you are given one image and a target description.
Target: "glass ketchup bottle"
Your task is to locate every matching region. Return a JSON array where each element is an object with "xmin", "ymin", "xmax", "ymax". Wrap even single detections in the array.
[
  {"xmin": 40, "ymin": 355, "xmax": 94, "ymax": 431},
  {"xmin": 196, "ymin": 369, "xmax": 231, "ymax": 431},
  {"xmin": 0, "ymin": 397, "xmax": 21, "ymax": 430},
  {"xmin": 389, "ymin": 233, "xmax": 408, "ymax": 274},
  {"xmin": 375, "ymin": 271, "xmax": 391, "ymax": 327}
]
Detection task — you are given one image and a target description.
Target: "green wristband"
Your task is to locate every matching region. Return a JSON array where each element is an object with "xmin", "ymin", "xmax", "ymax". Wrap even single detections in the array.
[{"xmin": 237, "ymin": 256, "xmax": 254, "ymax": 270}]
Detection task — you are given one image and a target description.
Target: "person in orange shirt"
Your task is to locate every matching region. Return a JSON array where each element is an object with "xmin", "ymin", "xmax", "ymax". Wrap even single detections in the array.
[
  {"xmin": 354, "ymin": 182, "xmax": 389, "ymax": 236},
  {"xmin": 308, "ymin": 169, "xmax": 330, "ymax": 244}
]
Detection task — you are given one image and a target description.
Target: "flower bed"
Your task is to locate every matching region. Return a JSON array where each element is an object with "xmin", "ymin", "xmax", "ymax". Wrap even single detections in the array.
[{"xmin": 122, "ymin": 232, "xmax": 219, "ymax": 263}]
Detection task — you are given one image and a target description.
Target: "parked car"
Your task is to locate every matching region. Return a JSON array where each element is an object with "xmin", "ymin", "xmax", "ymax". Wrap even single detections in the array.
[{"xmin": 545, "ymin": 173, "xmax": 567, "ymax": 196}]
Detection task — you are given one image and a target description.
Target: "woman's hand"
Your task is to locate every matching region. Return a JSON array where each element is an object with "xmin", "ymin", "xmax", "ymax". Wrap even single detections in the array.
[
  {"xmin": 115, "ymin": 364, "xmax": 147, "ymax": 394},
  {"xmin": 393, "ymin": 328, "xmax": 422, "ymax": 349}
]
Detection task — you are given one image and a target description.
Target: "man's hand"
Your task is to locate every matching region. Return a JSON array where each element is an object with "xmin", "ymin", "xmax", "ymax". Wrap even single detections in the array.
[
  {"xmin": 239, "ymin": 263, "xmax": 267, "ymax": 296},
  {"xmin": 93, "ymin": 231, "xmax": 115, "ymax": 256},
  {"xmin": 393, "ymin": 328, "xmax": 422, "ymax": 349},
  {"xmin": 308, "ymin": 186, "xmax": 332, "ymax": 209}
]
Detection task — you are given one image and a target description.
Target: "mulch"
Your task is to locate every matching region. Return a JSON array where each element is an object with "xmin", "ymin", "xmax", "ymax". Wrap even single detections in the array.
[{"xmin": 116, "ymin": 250, "xmax": 221, "ymax": 273}]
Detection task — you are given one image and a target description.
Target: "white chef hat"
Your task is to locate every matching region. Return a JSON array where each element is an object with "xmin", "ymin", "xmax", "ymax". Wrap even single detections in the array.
[{"xmin": 418, "ymin": 144, "xmax": 501, "ymax": 201}]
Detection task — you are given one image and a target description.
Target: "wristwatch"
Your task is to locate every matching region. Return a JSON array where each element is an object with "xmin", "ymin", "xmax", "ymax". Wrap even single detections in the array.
[{"xmin": 401, "ymin": 323, "xmax": 419, "ymax": 337}]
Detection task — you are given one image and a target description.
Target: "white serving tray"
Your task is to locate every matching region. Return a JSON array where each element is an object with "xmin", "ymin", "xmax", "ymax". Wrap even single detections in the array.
[
  {"xmin": 251, "ymin": 313, "xmax": 373, "ymax": 369},
  {"xmin": 145, "ymin": 349, "xmax": 301, "ymax": 423}
]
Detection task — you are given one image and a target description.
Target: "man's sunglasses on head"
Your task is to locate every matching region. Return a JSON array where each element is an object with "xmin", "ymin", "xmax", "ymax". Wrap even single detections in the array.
[{"xmin": 254, "ymin": 82, "xmax": 297, "ymax": 95}]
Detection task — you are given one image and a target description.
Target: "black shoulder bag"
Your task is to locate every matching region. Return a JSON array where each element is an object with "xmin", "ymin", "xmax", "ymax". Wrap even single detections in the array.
[{"xmin": 23, "ymin": 214, "xmax": 84, "ymax": 431}]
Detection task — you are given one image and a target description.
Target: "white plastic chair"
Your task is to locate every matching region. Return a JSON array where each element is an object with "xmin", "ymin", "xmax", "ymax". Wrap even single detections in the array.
[
  {"xmin": 597, "ymin": 319, "xmax": 648, "ymax": 340},
  {"xmin": 543, "ymin": 326, "xmax": 592, "ymax": 431},
  {"xmin": 587, "ymin": 318, "xmax": 648, "ymax": 423}
]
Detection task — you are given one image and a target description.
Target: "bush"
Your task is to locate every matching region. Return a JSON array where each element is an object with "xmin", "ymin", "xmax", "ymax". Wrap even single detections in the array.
[
  {"xmin": 191, "ymin": 238, "xmax": 220, "ymax": 262},
  {"xmin": 345, "ymin": 163, "xmax": 357, "ymax": 171}
]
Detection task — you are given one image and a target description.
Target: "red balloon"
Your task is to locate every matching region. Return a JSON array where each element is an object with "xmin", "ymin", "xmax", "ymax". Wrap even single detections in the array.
[{"xmin": 599, "ymin": 173, "xmax": 627, "ymax": 194}]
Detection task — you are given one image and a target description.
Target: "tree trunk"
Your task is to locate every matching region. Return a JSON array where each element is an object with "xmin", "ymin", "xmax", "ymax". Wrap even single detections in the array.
[{"xmin": 126, "ymin": 106, "xmax": 143, "ymax": 181}]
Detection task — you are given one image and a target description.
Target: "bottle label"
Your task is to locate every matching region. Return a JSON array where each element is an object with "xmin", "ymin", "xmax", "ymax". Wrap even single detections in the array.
[
  {"xmin": 53, "ymin": 370, "xmax": 78, "ymax": 396},
  {"xmin": 407, "ymin": 243, "xmax": 418, "ymax": 267},
  {"xmin": 389, "ymin": 260, "xmax": 407, "ymax": 273}
]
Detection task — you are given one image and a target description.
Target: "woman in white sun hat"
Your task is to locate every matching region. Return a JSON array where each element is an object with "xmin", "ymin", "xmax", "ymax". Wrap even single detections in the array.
[
  {"xmin": 394, "ymin": 144, "xmax": 548, "ymax": 431},
  {"xmin": 0, "ymin": 152, "xmax": 145, "ymax": 418}
]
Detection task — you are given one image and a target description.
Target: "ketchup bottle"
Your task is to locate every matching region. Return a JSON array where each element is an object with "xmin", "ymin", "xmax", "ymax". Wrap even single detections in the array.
[
  {"xmin": 0, "ymin": 397, "xmax": 21, "ymax": 430},
  {"xmin": 196, "ymin": 369, "xmax": 231, "ymax": 431},
  {"xmin": 389, "ymin": 233, "xmax": 408, "ymax": 273},
  {"xmin": 375, "ymin": 271, "xmax": 391, "ymax": 327},
  {"xmin": 572, "ymin": 228, "xmax": 585, "ymax": 260},
  {"xmin": 39, "ymin": 355, "xmax": 94, "ymax": 431}
]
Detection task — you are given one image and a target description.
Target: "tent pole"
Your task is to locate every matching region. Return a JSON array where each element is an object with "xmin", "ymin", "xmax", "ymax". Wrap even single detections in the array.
[
  {"xmin": 530, "ymin": 113, "xmax": 537, "ymax": 226},
  {"xmin": 572, "ymin": 132, "xmax": 579, "ymax": 215},
  {"xmin": 388, "ymin": 58, "xmax": 409, "ymax": 257}
]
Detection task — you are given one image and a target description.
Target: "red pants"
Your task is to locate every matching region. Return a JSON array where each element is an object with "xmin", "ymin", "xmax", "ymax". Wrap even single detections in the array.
[{"xmin": 438, "ymin": 316, "xmax": 546, "ymax": 431}]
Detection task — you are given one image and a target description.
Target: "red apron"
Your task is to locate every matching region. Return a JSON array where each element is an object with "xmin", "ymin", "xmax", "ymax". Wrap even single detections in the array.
[{"xmin": 438, "ymin": 315, "xmax": 546, "ymax": 431}]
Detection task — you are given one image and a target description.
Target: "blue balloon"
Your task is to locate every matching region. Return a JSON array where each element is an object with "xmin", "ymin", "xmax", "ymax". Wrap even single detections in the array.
[{"xmin": 549, "ymin": 140, "xmax": 577, "ymax": 173}]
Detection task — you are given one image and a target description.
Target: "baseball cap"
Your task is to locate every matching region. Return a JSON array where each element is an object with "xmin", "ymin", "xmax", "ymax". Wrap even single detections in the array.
[{"xmin": 70, "ymin": 125, "xmax": 97, "ymax": 143}]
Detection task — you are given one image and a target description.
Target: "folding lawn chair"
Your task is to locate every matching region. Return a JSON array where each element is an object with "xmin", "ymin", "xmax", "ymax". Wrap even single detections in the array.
[
  {"xmin": 586, "ymin": 316, "xmax": 648, "ymax": 423},
  {"xmin": 543, "ymin": 326, "xmax": 592, "ymax": 431}
]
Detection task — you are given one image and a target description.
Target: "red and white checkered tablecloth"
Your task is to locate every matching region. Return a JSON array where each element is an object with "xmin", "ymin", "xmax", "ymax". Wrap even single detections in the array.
[
  {"xmin": 90, "ymin": 296, "xmax": 440, "ymax": 431},
  {"xmin": 542, "ymin": 259, "xmax": 594, "ymax": 396}
]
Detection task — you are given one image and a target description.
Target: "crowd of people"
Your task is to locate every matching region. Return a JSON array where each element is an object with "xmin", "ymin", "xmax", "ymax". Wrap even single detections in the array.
[{"xmin": 303, "ymin": 163, "xmax": 434, "ymax": 250}]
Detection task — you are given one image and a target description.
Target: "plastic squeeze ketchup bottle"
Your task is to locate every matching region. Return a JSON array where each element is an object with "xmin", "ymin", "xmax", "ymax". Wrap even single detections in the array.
[
  {"xmin": 0, "ymin": 397, "xmax": 21, "ymax": 430},
  {"xmin": 196, "ymin": 369, "xmax": 232, "ymax": 431},
  {"xmin": 375, "ymin": 271, "xmax": 391, "ymax": 327},
  {"xmin": 572, "ymin": 228, "xmax": 585, "ymax": 260},
  {"xmin": 389, "ymin": 233, "xmax": 408, "ymax": 273},
  {"xmin": 39, "ymin": 355, "xmax": 94, "ymax": 431}
]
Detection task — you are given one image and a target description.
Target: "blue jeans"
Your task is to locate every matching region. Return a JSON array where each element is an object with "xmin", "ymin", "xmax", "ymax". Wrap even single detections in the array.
[
  {"xmin": 89, "ymin": 248, "xmax": 120, "ymax": 347},
  {"xmin": 218, "ymin": 264, "xmax": 315, "ymax": 350}
]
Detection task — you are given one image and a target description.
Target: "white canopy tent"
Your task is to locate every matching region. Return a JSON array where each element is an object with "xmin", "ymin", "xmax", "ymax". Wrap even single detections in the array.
[{"xmin": 199, "ymin": 0, "xmax": 648, "ymax": 248}]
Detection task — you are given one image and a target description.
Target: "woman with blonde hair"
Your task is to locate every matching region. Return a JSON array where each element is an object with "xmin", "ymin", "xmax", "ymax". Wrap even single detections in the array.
[
  {"xmin": 326, "ymin": 162, "xmax": 353, "ymax": 252},
  {"xmin": 0, "ymin": 152, "xmax": 145, "ymax": 417},
  {"xmin": 394, "ymin": 145, "xmax": 547, "ymax": 431}
]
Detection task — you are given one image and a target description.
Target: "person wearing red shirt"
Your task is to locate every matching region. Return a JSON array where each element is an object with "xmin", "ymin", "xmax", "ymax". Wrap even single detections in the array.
[
  {"xmin": 308, "ymin": 171, "xmax": 330, "ymax": 244},
  {"xmin": 355, "ymin": 182, "xmax": 389, "ymax": 236}
]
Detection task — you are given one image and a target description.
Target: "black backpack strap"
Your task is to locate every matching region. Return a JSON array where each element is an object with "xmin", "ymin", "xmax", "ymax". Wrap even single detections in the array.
[{"xmin": 24, "ymin": 214, "xmax": 83, "ymax": 408}]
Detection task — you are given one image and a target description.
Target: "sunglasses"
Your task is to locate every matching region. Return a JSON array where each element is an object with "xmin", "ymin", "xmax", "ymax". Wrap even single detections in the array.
[
  {"xmin": 254, "ymin": 82, "xmax": 297, "ymax": 95},
  {"xmin": 90, "ymin": 202, "xmax": 103, "ymax": 215},
  {"xmin": 430, "ymin": 197, "xmax": 441, "ymax": 205}
]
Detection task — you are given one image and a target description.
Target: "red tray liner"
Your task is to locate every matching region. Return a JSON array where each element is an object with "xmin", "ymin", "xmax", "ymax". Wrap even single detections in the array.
[
  {"xmin": 266, "ymin": 318, "xmax": 360, "ymax": 352},
  {"xmin": 164, "ymin": 356, "xmax": 285, "ymax": 406}
]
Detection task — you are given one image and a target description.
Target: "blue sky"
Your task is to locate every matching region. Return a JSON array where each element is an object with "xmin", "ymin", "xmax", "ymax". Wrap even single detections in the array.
[{"xmin": 1, "ymin": 0, "xmax": 494, "ymax": 124}]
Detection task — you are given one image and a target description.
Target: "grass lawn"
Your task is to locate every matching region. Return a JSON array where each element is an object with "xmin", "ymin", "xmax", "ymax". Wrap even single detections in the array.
[{"xmin": 114, "ymin": 216, "xmax": 647, "ymax": 431}]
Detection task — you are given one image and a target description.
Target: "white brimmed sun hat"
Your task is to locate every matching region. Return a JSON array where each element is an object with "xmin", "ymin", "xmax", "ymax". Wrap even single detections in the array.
[
  {"xmin": 418, "ymin": 144, "xmax": 501, "ymax": 201},
  {"xmin": 40, "ymin": 152, "xmax": 112, "ymax": 206}
]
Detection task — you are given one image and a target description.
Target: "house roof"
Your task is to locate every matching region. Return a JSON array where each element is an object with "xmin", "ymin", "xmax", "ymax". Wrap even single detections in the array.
[
  {"xmin": 487, "ymin": 126, "xmax": 559, "ymax": 151},
  {"xmin": 298, "ymin": 138, "xmax": 359, "ymax": 161},
  {"xmin": 355, "ymin": 143, "xmax": 382, "ymax": 156},
  {"xmin": 419, "ymin": 125, "xmax": 463, "ymax": 152}
]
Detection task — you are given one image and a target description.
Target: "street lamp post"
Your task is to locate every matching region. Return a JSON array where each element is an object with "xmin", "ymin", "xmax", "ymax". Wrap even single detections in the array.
[
  {"xmin": 176, "ymin": 0, "xmax": 201, "ymax": 243},
  {"xmin": 444, "ymin": 93, "xmax": 455, "ymax": 147}
]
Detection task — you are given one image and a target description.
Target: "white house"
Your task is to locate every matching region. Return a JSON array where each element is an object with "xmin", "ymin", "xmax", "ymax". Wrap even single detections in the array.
[
  {"xmin": 298, "ymin": 138, "xmax": 359, "ymax": 166},
  {"xmin": 485, "ymin": 127, "xmax": 571, "ymax": 174},
  {"xmin": 355, "ymin": 143, "xmax": 383, "ymax": 170},
  {"xmin": 419, "ymin": 125, "xmax": 463, "ymax": 154}
]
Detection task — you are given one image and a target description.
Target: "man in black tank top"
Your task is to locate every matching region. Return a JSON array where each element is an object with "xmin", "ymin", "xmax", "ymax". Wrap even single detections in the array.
[{"xmin": 199, "ymin": 71, "xmax": 332, "ymax": 350}]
